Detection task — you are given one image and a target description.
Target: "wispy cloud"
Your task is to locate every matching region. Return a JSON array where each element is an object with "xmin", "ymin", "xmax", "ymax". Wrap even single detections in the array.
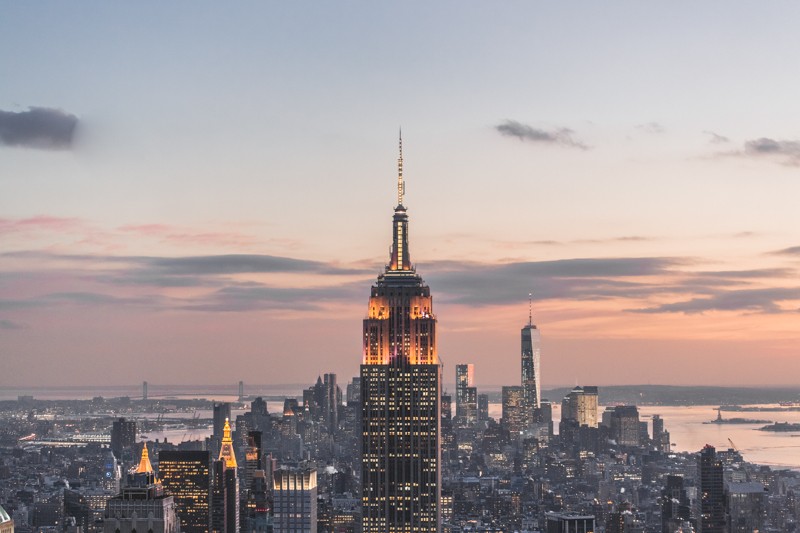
[
  {"xmin": 495, "ymin": 120, "xmax": 588, "ymax": 149},
  {"xmin": 0, "ymin": 216, "xmax": 84, "ymax": 235},
  {"xmin": 704, "ymin": 131, "xmax": 730, "ymax": 144},
  {"xmin": 636, "ymin": 122, "xmax": 664, "ymax": 134},
  {"xmin": 179, "ymin": 281, "xmax": 365, "ymax": 312},
  {"xmin": 0, "ymin": 319, "xmax": 25, "ymax": 330},
  {"xmin": 0, "ymin": 107, "xmax": 78, "ymax": 150}
]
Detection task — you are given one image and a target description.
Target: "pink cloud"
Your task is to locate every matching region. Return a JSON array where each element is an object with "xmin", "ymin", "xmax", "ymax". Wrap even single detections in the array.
[{"xmin": 0, "ymin": 215, "xmax": 84, "ymax": 234}]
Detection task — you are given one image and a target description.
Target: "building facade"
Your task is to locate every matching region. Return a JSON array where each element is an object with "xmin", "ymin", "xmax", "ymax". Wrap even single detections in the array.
[
  {"xmin": 455, "ymin": 364, "xmax": 477, "ymax": 426},
  {"xmin": 561, "ymin": 387, "xmax": 598, "ymax": 428},
  {"xmin": 501, "ymin": 386, "xmax": 526, "ymax": 435},
  {"xmin": 273, "ymin": 467, "xmax": 317, "ymax": 533},
  {"xmin": 211, "ymin": 419, "xmax": 239, "ymax": 533},
  {"xmin": 520, "ymin": 303, "xmax": 541, "ymax": 425},
  {"xmin": 361, "ymin": 137, "xmax": 441, "ymax": 533},
  {"xmin": 110, "ymin": 418, "xmax": 136, "ymax": 459},
  {"xmin": 104, "ymin": 445, "xmax": 180, "ymax": 533},
  {"xmin": 697, "ymin": 445, "xmax": 726, "ymax": 533},
  {"xmin": 158, "ymin": 450, "xmax": 212, "ymax": 533}
]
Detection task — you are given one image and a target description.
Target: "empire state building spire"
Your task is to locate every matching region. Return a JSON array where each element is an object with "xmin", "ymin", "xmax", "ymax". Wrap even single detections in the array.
[
  {"xmin": 361, "ymin": 136, "xmax": 441, "ymax": 533},
  {"xmin": 389, "ymin": 130, "xmax": 412, "ymax": 272}
]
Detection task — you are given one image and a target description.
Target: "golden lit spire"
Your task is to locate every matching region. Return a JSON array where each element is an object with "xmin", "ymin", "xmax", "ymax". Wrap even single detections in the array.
[
  {"xmin": 397, "ymin": 128, "xmax": 404, "ymax": 207},
  {"xmin": 218, "ymin": 418, "xmax": 238, "ymax": 468},
  {"xmin": 136, "ymin": 443, "xmax": 154, "ymax": 474},
  {"xmin": 388, "ymin": 131, "xmax": 412, "ymax": 272}
]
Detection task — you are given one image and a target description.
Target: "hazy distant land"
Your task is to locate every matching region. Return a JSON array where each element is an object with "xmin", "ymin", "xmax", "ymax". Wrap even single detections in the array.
[{"xmin": 538, "ymin": 385, "xmax": 800, "ymax": 406}]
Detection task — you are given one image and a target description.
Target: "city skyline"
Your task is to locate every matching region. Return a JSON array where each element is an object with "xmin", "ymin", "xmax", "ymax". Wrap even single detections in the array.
[{"xmin": 2, "ymin": 3, "xmax": 800, "ymax": 388}]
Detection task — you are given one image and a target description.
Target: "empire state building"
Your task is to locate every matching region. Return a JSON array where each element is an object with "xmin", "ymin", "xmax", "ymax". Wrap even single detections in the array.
[{"xmin": 361, "ymin": 136, "xmax": 441, "ymax": 533}]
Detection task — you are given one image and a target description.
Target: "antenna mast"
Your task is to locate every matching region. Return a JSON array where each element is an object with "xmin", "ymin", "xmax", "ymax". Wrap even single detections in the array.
[
  {"xmin": 397, "ymin": 129, "xmax": 404, "ymax": 206},
  {"xmin": 528, "ymin": 292, "xmax": 533, "ymax": 326}
]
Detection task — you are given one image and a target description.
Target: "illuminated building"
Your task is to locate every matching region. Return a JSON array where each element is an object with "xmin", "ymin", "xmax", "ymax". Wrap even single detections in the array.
[
  {"xmin": 501, "ymin": 386, "xmax": 526, "ymax": 435},
  {"xmin": 560, "ymin": 386, "xmax": 598, "ymax": 428},
  {"xmin": 273, "ymin": 466, "xmax": 317, "ymax": 533},
  {"xmin": 455, "ymin": 364, "xmax": 477, "ymax": 426},
  {"xmin": 697, "ymin": 445, "xmax": 725, "ymax": 533},
  {"xmin": 158, "ymin": 450, "xmax": 212, "ymax": 533},
  {"xmin": 211, "ymin": 419, "xmax": 239, "ymax": 533},
  {"xmin": 103, "ymin": 445, "xmax": 180, "ymax": 533},
  {"xmin": 361, "ymin": 135, "xmax": 441, "ymax": 533},
  {"xmin": 520, "ymin": 296, "xmax": 541, "ymax": 424}
]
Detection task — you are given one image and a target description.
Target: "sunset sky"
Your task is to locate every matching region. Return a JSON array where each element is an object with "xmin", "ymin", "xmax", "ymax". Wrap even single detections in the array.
[{"xmin": 2, "ymin": 3, "xmax": 799, "ymax": 389}]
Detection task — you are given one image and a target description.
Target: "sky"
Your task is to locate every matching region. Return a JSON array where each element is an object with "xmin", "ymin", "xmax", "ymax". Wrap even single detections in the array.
[{"xmin": 1, "ymin": 3, "xmax": 799, "ymax": 389}]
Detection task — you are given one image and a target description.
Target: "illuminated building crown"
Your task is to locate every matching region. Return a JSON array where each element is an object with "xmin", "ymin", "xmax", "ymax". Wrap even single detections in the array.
[{"xmin": 218, "ymin": 418, "xmax": 238, "ymax": 468}]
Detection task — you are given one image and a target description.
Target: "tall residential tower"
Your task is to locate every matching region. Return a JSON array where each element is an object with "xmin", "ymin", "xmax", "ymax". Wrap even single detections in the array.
[{"xmin": 361, "ymin": 136, "xmax": 441, "ymax": 533}]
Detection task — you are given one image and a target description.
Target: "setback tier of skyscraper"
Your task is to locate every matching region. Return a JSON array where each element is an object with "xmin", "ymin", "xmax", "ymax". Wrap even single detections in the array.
[{"xmin": 361, "ymin": 136, "xmax": 441, "ymax": 533}]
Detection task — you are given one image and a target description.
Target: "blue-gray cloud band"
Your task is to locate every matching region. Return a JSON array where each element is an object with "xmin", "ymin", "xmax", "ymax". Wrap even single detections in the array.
[{"xmin": 0, "ymin": 252, "xmax": 796, "ymax": 315}]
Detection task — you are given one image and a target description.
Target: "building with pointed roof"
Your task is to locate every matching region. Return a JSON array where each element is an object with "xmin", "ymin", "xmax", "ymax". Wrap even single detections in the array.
[
  {"xmin": 361, "ymin": 135, "xmax": 441, "ymax": 533},
  {"xmin": 137, "ymin": 443, "xmax": 154, "ymax": 475},
  {"xmin": 521, "ymin": 293, "xmax": 542, "ymax": 426},
  {"xmin": 103, "ymin": 446, "xmax": 179, "ymax": 533},
  {"xmin": 218, "ymin": 419, "xmax": 237, "ymax": 469},
  {"xmin": 212, "ymin": 418, "xmax": 239, "ymax": 533}
]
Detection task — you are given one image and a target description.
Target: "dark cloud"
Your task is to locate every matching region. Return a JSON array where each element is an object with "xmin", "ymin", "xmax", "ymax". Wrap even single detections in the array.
[
  {"xmin": 495, "ymin": 120, "xmax": 588, "ymax": 149},
  {"xmin": 0, "ymin": 107, "xmax": 78, "ymax": 150},
  {"xmin": 704, "ymin": 131, "xmax": 730, "ymax": 144},
  {"xmin": 636, "ymin": 122, "xmax": 664, "ymax": 134},
  {"xmin": 424, "ymin": 257, "xmax": 689, "ymax": 306},
  {"xmin": 180, "ymin": 282, "xmax": 365, "ymax": 312},
  {"xmin": 0, "ymin": 319, "xmax": 25, "ymax": 330},
  {"xmin": 629, "ymin": 288, "xmax": 800, "ymax": 315},
  {"xmin": 741, "ymin": 137, "xmax": 800, "ymax": 165},
  {"xmin": 2, "ymin": 251, "xmax": 795, "ymax": 317},
  {"xmin": 140, "ymin": 254, "xmax": 368, "ymax": 276}
]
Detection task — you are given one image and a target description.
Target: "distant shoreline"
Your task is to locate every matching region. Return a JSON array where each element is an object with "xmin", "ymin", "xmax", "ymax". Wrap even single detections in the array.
[{"xmin": 4, "ymin": 383, "xmax": 800, "ymax": 406}]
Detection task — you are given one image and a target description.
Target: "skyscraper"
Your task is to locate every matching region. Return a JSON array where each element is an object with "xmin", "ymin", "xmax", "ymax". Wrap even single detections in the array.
[
  {"xmin": 501, "ymin": 386, "xmax": 526, "ymax": 435},
  {"xmin": 561, "ymin": 386, "xmax": 599, "ymax": 428},
  {"xmin": 361, "ymin": 136, "xmax": 441, "ymax": 533},
  {"xmin": 158, "ymin": 450, "xmax": 212, "ymax": 533},
  {"xmin": 111, "ymin": 418, "xmax": 137, "ymax": 460},
  {"xmin": 697, "ymin": 445, "xmax": 726, "ymax": 533},
  {"xmin": 520, "ymin": 297, "xmax": 541, "ymax": 424},
  {"xmin": 212, "ymin": 419, "xmax": 239, "ymax": 533},
  {"xmin": 455, "ymin": 364, "xmax": 477, "ymax": 426}
]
